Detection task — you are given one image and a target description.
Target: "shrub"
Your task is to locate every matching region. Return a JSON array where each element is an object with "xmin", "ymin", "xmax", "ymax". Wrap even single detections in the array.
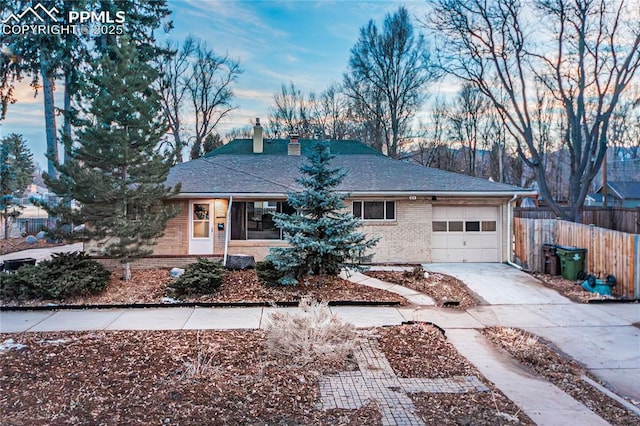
[
  {"xmin": 403, "ymin": 265, "xmax": 426, "ymax": 280},
  {"xmin": 255, "ymin": 260, "xmax": 286, "ymax": 286},
  {"xmin": 170, "ymin": 258, "xmax": 225, "ymax": 296},
  {"xmin": 0, "ymin": 251, "xmax": 110, "ymax": 300},
  {"xmin": 265, "ymin": 296, "xmax": 356, "ymax": 365}
]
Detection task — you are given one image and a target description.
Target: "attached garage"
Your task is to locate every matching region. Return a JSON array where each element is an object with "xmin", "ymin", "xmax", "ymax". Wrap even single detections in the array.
[{"xmin": 431, "ymin": 205, "xmax": 501, "ymax": 262}]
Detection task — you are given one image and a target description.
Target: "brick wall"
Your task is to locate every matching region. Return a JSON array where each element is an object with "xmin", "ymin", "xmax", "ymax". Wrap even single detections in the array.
[
  {"xmin": 358, "ymin": 199, "xmax": 432, "ymax": 263},
  {"xmin": 154, "ymin": 200, "xmax": 189, "ymax": 255},
  {"xmin": 94, "ymin": 255, "xmax": 222, "ymax": 271},
  {"xmin": 228, "ymin": 240, "xmax": 288, "ymax": 259}
]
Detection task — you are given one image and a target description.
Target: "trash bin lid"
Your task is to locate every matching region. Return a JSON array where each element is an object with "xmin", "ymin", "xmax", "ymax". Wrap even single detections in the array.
[{"xmin": 556, "ymin": 246, "xmax": 587, "ymax": 253}]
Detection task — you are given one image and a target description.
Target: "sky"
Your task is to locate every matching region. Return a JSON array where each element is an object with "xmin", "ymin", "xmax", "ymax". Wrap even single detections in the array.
[{"xmin": 1, "ymin": 0, "xmax": 435, "ymax": 168}]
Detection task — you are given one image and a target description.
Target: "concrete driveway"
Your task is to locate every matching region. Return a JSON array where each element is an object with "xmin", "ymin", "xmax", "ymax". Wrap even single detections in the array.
[
  {"xmin": 423, "ymin": 263, "xmax": 640, "ymax": 403},
  {"xmin": 425, "ymin": 263, "xmax": 571, "ymax": 305}
]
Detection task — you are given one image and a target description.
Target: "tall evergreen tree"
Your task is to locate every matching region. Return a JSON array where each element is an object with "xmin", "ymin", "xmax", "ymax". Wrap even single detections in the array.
[
  {"xmin": 267, "ymin": 141, "xmax": 379, "ymax": 286},
  {"xmin": 0, "ymin": 134, "xmax": 34, "ymax": 239},
  {"xmin": 44, "ymin": 38, "xmax": 178, "ymax": 280}
]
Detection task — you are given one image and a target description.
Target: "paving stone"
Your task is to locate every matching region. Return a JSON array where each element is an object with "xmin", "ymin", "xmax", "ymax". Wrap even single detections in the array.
[{"xmin": 318, "ymin": 338, "xmax": 489, "ymax": 425}]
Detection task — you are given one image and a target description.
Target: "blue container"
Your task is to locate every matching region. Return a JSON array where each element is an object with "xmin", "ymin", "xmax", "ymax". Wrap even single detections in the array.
[{"xmin": 581, "ymin": 278, "xmax": 613, "ymax": 296}]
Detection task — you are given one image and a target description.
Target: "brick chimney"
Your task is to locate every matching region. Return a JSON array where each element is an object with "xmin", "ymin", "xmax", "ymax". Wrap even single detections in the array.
[
  {"xmin": 252, "ymin": 118, "xmax": 263, "ymax": 153},
  {"xmin": 287, "ymin": 132, "xmax": 300, "ymax": 156}
]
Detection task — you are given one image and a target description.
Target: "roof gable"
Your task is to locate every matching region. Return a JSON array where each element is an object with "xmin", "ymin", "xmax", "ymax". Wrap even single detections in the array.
[{"xmin": 597, "ymin": 181, "xmax": 640, "ymax": 199}]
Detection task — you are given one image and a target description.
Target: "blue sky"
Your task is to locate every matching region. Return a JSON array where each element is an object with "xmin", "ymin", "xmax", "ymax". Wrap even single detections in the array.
[{"xmin": 2, "ymin": 0, "xmax": 433, "ymax": 167}]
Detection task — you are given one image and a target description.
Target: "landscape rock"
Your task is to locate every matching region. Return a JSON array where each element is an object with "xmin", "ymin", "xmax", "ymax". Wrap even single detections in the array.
[
  {"xmin": 225, "ymin": 254, "xmax": 256, "ymax": 270},
  {"xmin": 24, "ymin": 235, "xmax": 38, "ymax": 244},
  {"xmin": 36, "ymin": 231, "xmax": 47, "ymax": 240},
  {"xmin": 170, "ymin": 268, "xmax": 185, "ymax": 278}
]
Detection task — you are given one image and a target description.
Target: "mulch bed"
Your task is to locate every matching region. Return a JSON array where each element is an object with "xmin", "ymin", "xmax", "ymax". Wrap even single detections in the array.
[
  {"xmin": 530, "ymin": 273, "xmax": 619, "ymax": 303},
  {"xmin": 365, "ymin": 270, "xmax": 480, "ymax": 309},
  {"xmin": 2, "ymin": 268, "xmax": 408, "ymax": 307},
  {"xmin": 1, "ymin": 324, "xmax": 537, "ymax": 425},
  {"xmin": 483, "ymin": 327, "xmax": 640, "ymax": 426},
  {"xmin": 0, "ymin": 329, "xmax": 379, "ymax": 425},
  {"xmin": 378, "ymin": 323, "xmax": 533, "ymax": 425}
]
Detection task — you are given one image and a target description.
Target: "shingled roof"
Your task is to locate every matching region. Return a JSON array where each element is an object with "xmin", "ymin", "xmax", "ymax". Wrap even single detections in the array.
[
  {"xmin": 166, "ymin": 139, "xmax": 534, "ymax": 197},
  {"xmin": 602, "ymin": 181, "xmax": 640, "ymax": 200}
]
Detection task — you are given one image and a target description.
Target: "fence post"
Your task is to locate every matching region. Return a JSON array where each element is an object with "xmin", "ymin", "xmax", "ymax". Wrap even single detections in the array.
[{"xmin": 635, "ymin": 235, "xmax": 639, "ymax": 300}]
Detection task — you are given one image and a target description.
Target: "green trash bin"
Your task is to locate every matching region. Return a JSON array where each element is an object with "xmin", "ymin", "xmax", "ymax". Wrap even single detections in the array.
[{"xmin": 555, "ymin": 246, "xmax": 587, "ymax": 281}]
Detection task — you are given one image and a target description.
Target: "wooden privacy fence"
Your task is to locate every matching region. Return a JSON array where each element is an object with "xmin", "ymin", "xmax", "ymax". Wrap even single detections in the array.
[
  {"xmin": 514, "ymin": 207, "xmax": 640, "ymax": 234},
  {"xmin": 514, "ymin": 218, "xmax": 639, "ymax": 300}
]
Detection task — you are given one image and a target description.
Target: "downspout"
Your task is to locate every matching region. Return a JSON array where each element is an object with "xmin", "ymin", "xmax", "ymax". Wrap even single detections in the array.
[
  {"xmin": 223, "ymin": 196, "xmax": 233, "ymax": 266},
  {"xmin": 506, "ymin": 194, "xmax": 522, "ymax": 270}
]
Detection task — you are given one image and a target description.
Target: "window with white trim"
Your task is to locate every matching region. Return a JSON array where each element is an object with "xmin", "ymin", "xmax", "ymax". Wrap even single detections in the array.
[{"xmin": 352, "ymin": 201, "xmax": 395, "ymax": 221}]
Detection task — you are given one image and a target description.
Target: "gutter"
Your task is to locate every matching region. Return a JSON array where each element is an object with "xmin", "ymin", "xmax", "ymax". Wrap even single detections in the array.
[
  {"xmin": 505, "ymin": 194, "xmax": 522, "ymax": 270},
  {"xmin": 171, "ymin": 190, "xmax": 538, "ymax": 199}
]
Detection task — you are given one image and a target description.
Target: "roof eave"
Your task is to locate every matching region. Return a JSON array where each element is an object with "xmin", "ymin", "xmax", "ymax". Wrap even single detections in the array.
[{"xmin": 169, "ymin": 190, "xmax": 538, "ymax": 199}]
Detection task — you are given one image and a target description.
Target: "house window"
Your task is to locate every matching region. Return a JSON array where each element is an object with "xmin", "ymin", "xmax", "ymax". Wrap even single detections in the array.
[
  {"xmin": 465, "ymin": 221, "xmax": 480, "ymax": 232},
  {"xmin": 482, "ymin": 221, "xmax": 496, "ymax": 232},
  {"xmin": 432, "ymin": 221, "xmax": 447, "ymax": 232},
  {"xmin": 352, "ymin": 201, "xmax": 396, "ymax": 221},
  {"xmin": 230, "ymin": 201, "xmax": 295, "ymax": 240},
  {"xmin": 448, "ymin": 221, "xmax": 463, "ymax": 232},
  {"xmin": 192, "ymin": 203, "xmax": 210, "ymax": 238},
  {"xmin": 432, "ymin": 220, "xmax": 497, "ymax": 233}
]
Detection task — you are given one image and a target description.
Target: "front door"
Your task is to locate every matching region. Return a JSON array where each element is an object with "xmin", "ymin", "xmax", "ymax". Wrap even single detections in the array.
[{"xmin": 189, "ymin": 201, "xmax": 214, "ymax": 255}]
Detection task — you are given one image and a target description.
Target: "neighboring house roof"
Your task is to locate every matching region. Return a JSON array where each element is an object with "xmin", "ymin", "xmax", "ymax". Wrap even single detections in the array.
[
  {"xmin": 206, "ymin": 139, "xmax": 383, "ymax": 157},
  {"xmin": 597, "ymin": 181, "xmax": 640, "ymax": 200},
  {"xmin": 167, "ymin": 139, "xmax": 535, "ymax": 197},
  {"xmin": 586, "ymin": 193, "xmax": 604, "ymax": 203}
]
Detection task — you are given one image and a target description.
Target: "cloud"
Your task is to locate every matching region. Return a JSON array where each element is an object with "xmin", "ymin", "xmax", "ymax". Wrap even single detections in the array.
[{"xmin": 234, "ymin": 88, "xmax": 274, "ymax": 102}]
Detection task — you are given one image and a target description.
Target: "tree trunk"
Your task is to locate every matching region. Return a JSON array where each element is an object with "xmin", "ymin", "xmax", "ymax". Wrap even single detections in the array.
[
  {"xmin": 3, "ymin": 206, "xmax": 8, "ymax": 240},
  {"xmin": 122, "ymin": 262, "xmax": 132, "ymax": 281},
  {"xmin": 63, "ymin": 72, "xmax": 72, "ymax": 165},
  {"xmin": 41, "ymin": 61, "xmax": 58, "ymax": 178}
]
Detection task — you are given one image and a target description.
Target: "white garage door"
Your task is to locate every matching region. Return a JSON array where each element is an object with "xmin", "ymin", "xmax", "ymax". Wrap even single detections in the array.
[{"xmin": 431, "ymin": 206, "xmax": 500, "ymax": 262}]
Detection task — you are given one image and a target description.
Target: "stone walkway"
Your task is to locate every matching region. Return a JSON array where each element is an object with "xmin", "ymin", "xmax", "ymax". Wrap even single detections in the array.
[{"xmin": 319, "ymin": 338, "xmax": 489, "ymax": 426}]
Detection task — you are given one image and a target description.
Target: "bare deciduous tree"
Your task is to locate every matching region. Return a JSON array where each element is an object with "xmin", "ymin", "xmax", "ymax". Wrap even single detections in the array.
[
  {"xmin": 157, "ymin": 37, "xmax": 195, "ymax": 163},
  {"xmin": 157, "ymin": 37, "xmax": 242, "ymax": 162},
  {"xmin": 269, "ymin": 82, "xmax": 317, "ymax": 138},
  {"xmin": 189, "ymin": 41, "xmax": 242, "ymax": 155},
  {"xmin": 447, "ymin": 84, "xmax": 490, "ymax": 176},
  {"xmin": 428, "ymin": 0, "xmax": 640, "ymax": 221},
  {"xmin": 344, "ymin": 6, "xmax": 437, "ymax": 158},
  {"xmin": 315, "ymin": 83, "xmax": 349, "ymax": 140}
]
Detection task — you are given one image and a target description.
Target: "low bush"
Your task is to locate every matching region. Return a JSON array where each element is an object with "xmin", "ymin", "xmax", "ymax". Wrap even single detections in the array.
[
  {"xmin": 0, "ymin": 251, "xmax": 110, "ymax": 300},
  {"xmin": 403, "ymin": 265, "xmax": 426, "ymax": 280},
  {"xmin": 265, "ymin": 296, "xmax": 356, "ymax": 365},
  {"xmin": 170, "ymin": 258, "xmax": 225, "ymax": 296},
  {"xmin": 255, "ymin": 259, "xmax": 286, "ymax": 286}
]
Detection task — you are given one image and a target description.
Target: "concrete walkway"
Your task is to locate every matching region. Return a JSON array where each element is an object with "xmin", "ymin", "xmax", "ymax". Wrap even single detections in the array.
[
  {"xmin": 0, "ymin": 243, "xmax": 83, "ymax": 263},
  {"xmin": 1, "ymin": 261, "xmax": 639, "ymax": 425}
]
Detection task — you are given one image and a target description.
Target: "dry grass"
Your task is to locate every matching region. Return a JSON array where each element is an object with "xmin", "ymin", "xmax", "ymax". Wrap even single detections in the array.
[
  {"xmin": 265, "ymin": 296, "xmax": 356, "ymax": 365},
  {"xmin": 484, "ymin": 327, "xmax": 640, "ymax": 425}
]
